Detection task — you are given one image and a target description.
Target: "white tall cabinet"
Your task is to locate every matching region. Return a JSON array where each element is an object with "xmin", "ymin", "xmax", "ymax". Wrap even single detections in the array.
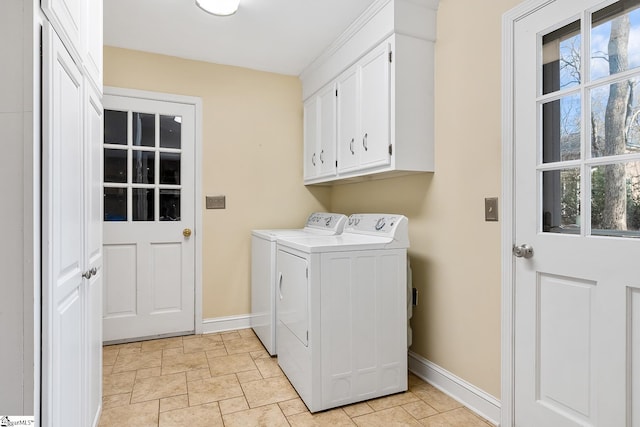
[
  {"xmin": 0, "ymin": 0, "xmax": 103, "ymax": 424},
  {"xmin": 40, "ymin": 0, "xmax": 104, "ymax": 421}
]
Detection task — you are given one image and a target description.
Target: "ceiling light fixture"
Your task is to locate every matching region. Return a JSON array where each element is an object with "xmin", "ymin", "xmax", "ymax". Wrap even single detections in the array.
[{"xmin": 196, "ymin": 0, "xmax": 240, "ymax": 16}]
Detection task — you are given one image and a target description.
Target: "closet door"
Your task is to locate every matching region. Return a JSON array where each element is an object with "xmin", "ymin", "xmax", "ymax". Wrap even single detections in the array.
[{"xmin": 42, "ymin": 24, "xmax": 85, "ymax": 427}]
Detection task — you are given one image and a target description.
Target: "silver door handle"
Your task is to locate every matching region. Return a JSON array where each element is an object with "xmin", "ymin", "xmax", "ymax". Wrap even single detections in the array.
[
  {"xmin": 278, "ymin": 273, "xmax": 283, "ymax": 300},
  {"xmin": 82, "ymin": 270, "xmax": 92, "ymax": 279},
  {"xmin": 363, "ymin": 133, "xmax": 368, "ymax": 151},
  {"xmin": 513, "ymin": 244, "xmax": 534, "ymax": 259},
  {"xmin": 320, "ymin": 149, "xmax": 324, "ymax": 164},
  {"xmin": 312, "ymin": 153, "xmax": 316, "ymax": 166},
  {"xmin": 349, "ymin": 138, "xmax": 354, "ymax": 154}
]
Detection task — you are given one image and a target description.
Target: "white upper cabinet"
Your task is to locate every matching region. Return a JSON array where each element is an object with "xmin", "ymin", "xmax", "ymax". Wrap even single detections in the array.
[
  {"xmin": 301, "ymin": 0, "xmax": 438, "ymax": 185},
  {"xmin": 339, "ymin": 42, "xmax": 392, "ymax": 174},
  {"xmin": 41, "ymin": 0, "xmax": 103, "ymax": 91},
  {"xmin": 304, "ymin": 83, "xmax": 337, "ymax": 180}
]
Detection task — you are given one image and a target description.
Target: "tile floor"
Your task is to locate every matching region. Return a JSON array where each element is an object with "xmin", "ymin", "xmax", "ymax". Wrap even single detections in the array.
[{"xmin": 100, "ymin": 329, "xmax": 493, "ymax": 426}]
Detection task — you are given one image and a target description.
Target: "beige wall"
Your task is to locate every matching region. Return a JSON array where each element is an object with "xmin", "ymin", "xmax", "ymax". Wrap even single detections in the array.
[
  {"xmin": 331, "ymin": 0, "xmax": 522, "ymax": 398},
  {"xmin": 105, "ymin": 0, "xmax": 523, "ymax": 401},
  {"xmin": 104, "ymin": 47, "xmax": 331, "ymax": 318}
]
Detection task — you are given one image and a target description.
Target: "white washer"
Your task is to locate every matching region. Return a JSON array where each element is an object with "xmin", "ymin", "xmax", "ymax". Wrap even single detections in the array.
[
  {"xmin": 251, "ymin": 212, "xmax": 347, "ymax": 355},
  {"xmin": 275, "ymin": 214, "xmax": 410, "ymax": 412}
]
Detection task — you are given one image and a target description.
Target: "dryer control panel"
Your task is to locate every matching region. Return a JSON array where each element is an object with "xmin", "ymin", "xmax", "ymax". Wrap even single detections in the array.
[
  {"xmin": 304, "ymin": 212, "xmax": 347, "ymax": 233},
  {"xmin": 345, "ymin": 214, "xmax": 409, "ymax": 243}
]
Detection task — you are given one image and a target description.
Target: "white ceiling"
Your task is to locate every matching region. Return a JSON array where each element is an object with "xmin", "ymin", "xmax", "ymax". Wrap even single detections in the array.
[{"xmin": 104, "ymin": 0, "xmax": 378, "ymax": 76}]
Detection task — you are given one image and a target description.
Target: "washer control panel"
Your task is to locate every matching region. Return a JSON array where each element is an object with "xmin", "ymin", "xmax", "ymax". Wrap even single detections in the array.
[
  {"xmin": 345, "ymin": 214, "xmax": 408, "ymax": 238},
  {"xmin": 304, "ymin": 212, "xmax": 347, "ymax": 233}
]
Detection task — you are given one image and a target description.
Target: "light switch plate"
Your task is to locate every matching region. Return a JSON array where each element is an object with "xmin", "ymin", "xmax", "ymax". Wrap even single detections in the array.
[
  {"xmin": 485, "ymin": 197, "xmax": 498, "ymax": 221},
  {"xmin": 206, "ymin": 195, "xmax": 226, "ymax": 209}
]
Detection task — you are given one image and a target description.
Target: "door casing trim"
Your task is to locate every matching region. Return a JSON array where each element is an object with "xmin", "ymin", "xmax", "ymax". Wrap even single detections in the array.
[
  {"xmin": 501, "ymin": 1, "xmax": 559, "ymax": 426},
  {"xmin": 103, "ymin": 86, "xmax": 204, "ymax": 335}
]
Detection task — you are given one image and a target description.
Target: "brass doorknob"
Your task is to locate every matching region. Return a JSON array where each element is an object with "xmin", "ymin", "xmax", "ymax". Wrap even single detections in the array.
[{"xmin": 183, "ymin": 228, "xmax": 192, "ymax": 238}]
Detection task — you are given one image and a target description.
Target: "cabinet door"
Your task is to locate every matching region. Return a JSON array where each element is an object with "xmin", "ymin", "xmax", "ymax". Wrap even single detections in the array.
[
  {"xmin": 303, "ymin": 97, "xmax": 318, "ymax": 180},
  {"xmin": 42, "ymin": 24, "xmax": 85, "ymax": 427},
  {"xmin": 359, "ymin": 43, "xmax": 391, "ymax": 169},
  {"xmin": 85, "ymin": 81, "xmax": 103, "ymax": 427},
  {"xmin": 83, "ymin": 0, "xmax": 103, "ymax": 91},
  {"xmin": 317, "ymin": 83, "xmax": 337, "ymax": 178},
  {"xmin": 337, "ymin": 67, "xmax": 359, "ymax": 173},
  {"xmin": 42, "ymin": 0, "xmax": 83, "ymax": 60}
]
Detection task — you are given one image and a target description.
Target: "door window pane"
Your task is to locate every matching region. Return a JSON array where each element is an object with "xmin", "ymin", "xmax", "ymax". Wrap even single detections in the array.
[
  {"xmin": 543, "ymin": 168, "xmax": 581, "ymax": 233},
  {"xmin": 104, "ymin": 188, "xmax": 127, "ymax": 221},
  {"xmin": 132, "ymin": 151, "xmax": 155, "ymax": 184},
  {"xmin": 591, "ymin": 77, "xmax": 640, "ymax": 157},
  {"xmin": 542, "ymin": 20, "xmax": 581, "ymax": 94},
  {"xmin": 132, "ymin": 112, "xmax": 155, "ymax": 147},
  {"xmin": 104, "ymin": 110, "xmax": 127, "ymax": 145},
  {"xmin": 591, "ymin": 0, "xmax": 640, "ymax": 81},
  {"xmin": 591, "ymin": 162, "xmax": 640, "ymax": 237},
  {"xmin": 160, "ymin": 189, "xmax": 180, "ymax": 221},
  {"xmin": 542, "ymin": 94, "xmax": 581, "ymax": 162},
  {"xmin": 104, "ymin": 149, "xmax": 127, "ymax": 183},
  {"xmin": 160, "ymin": 115, "xmax": 181, "ymax": 149},
  {"xmin": 132, "ymin": 188, "xmax": 154, "ymax": 221},
  {"xmin": 160, "ymin": 152, "xmax": 181, "ymax": 185}
]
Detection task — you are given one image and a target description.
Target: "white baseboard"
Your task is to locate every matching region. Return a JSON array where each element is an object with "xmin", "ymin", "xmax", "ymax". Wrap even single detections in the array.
[
  {"xmin": 201, "ymin": 314, "xmax": 252, "ymax": 334},
  {"xmin": 408, "ymin": 351, "xmax": 501, "ymax": 426}
]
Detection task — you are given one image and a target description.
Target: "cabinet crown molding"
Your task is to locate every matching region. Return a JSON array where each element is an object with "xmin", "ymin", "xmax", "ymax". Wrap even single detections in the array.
[{"xmin": 300, "ymin": 0, "xmax": 439, "ymax": 99}]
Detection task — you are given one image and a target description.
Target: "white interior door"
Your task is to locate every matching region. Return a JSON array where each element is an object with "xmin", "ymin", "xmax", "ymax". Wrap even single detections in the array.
[
  {"xmin": 102, "ymin": 93, "xmax": 195, "ymax": 342},
  {"xmin": 513, "ymin": 0, "xmax": 640, "ymax": 425}
]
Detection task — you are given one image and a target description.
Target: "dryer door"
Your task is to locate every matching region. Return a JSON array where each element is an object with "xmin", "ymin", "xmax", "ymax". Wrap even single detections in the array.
[{"xmin": 277, "ymin": 249, "xmax": 309, "ymax": 347}]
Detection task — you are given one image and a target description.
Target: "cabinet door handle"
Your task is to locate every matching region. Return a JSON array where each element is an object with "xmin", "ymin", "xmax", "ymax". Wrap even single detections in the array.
[
  {"xmin": 82, "ymin": 270, "xmax": 92, "ymax": 279},
  {"xmin": 363, "ymin": 133, "xmax": 368, "ymax": 151},
  {"xmin": 312, "ymin": 153, "xmax": 316, "ymax": 166},
  {"xmin": 320, "ymin": 149, "xmax": 324, "ymax": 164},
  {"xmin": 349, "ymin": 138, "xmax": 354, "ymax": 154},
  {"xmin": 278, "ymin": 273, "xmax": 283, "ymax": 300}
]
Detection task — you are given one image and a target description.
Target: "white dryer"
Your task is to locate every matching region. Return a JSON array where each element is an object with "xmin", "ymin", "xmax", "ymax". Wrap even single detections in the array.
[
  {"xmin": 251, "ymin": 212, "xmax": 347, "ymax": 355},
  {"xmin": 275, "ymin": 214, "xmax": 410, "ymax": 412}
]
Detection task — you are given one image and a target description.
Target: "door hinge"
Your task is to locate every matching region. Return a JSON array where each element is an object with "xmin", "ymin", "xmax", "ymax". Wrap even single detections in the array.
[
  {"xmin": 389, "ymin": 51, "xmax": 393, "ymax": 63},
  {"xmin": 388, "ymin": 144, "xmax": 393, "ymax": 155}
]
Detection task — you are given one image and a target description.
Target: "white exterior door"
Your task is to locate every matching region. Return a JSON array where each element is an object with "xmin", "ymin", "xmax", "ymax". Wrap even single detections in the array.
[
  {"xmin": 102, "ymin": 93, "xmax": 196, "ymax": 342},
  {"xmin": 513, "ymin": 0, "xmax": 640, "ymax": 425}
]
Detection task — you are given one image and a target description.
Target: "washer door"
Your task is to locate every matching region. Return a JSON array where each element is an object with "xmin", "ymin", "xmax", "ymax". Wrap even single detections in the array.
[{"xmin": 277, "ymin": 249, "xmax": 309, "ymax": 347}]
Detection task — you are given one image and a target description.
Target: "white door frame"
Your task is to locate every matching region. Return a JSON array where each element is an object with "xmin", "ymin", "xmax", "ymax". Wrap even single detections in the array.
[
  {"xmin": 501, "ymin": 1, "xmax": 557, "ymax": 425},
  {"xmin": 104, "ymin": 86, "xmax": 204, "ymax": 335}
]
